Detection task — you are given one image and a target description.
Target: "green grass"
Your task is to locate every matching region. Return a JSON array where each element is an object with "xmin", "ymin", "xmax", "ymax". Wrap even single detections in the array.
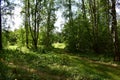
[
  {"xmin": 52, "ymin": 43, "xmax": 66, "ymax": 49},
  {"xmin": 7, "ymin": 45, "xmax": 18, "ymax": 49},
  {"xmin": 0, "ymin": 48, "xmax": 120, "ymax": 80}
]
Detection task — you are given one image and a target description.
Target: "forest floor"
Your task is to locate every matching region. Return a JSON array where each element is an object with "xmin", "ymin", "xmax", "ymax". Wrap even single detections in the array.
[{"xmin": 0, "ymin": 44, "xmax": 120, "ymax": 80}]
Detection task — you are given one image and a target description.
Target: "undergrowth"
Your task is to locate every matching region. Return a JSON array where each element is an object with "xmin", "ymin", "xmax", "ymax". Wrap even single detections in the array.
[{"xmin": 0, "ymin": 49, "xmax": 120, "ymax": 80}]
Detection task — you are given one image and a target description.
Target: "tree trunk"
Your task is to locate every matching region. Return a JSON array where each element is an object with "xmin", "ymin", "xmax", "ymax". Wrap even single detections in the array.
[
  {"xmin": 111, "ymin": 0, "xmax": 120, "ymax": 61},
  {"xmin": 68, "ymin": 0, "xmax": 75, "ymax": 51},
  {"xmin": 0, "ymin": 0, "xmax": 2, "ymax": 50},
  {"xmin": 25, "ymin": 0, "xmax": 29, "ymax": 48},
  {"xmin": 29, "ymin": 0, "xmax": 40, "ymax": 50},
  {"xmin": 45, "ymin": 1, "xmax": 52, "ymax": 50},
  {"xmin": 34, "ymin": 0, "xmax": 37, "ymax": 49},
  {"xmin": 81, "ymin": 0, "xmax": 86, "ymax": 19},
  {"xmin": 89, "ymin": 0, "xmax": 99, "ymax": 53}
]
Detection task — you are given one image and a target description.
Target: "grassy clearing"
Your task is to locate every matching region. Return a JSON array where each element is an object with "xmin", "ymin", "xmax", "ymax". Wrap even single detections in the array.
[
  {"xmin": 0, "ymin": 48, "xmax": 120, "ymax": 80},
  {"xmin": 52, "ymin": 43, "xmax": 66, "ymax": 49},
  {"xmin": 7, "ymin": 45, "xmax": 18, "ymax": 50}
]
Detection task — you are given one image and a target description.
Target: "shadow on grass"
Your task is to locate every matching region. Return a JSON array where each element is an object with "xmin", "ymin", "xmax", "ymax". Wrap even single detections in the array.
[
  {"xmin": 0, "ymin": 49, "xmax": 120, "ymax": 80},
  {"xmin": 0, "ymin": 49, "xmax": 68, "ymax": 80},
  {"xmin": 71, "ymin": 57, "xmax": 120, "ymax": 80}
]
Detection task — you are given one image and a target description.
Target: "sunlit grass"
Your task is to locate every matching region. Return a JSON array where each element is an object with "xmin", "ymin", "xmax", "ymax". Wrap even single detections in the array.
[
  {"xmin": 52, "ymin": 43, "xmax": 66, "ymax": 49},
  {"xmin": 0, "ymin": 48, "xmax": 120, "ymax": 80},
  {"xmin": 7, "ymin": 45, "xmax": 18, "ymax": 49}
]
